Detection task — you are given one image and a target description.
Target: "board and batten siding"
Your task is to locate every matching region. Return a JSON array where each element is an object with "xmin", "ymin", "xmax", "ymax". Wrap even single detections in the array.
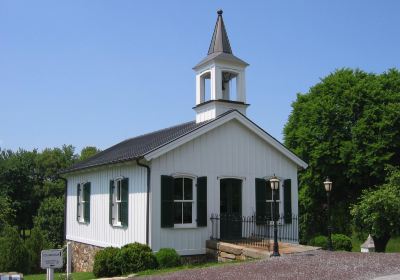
[
  {"xmin": 66, "ymin": 163, "xmax": 147, "ymax": 248},
  {"xmin": 150, "ymin": 119, "xmax": 299, "ymax": 255}
]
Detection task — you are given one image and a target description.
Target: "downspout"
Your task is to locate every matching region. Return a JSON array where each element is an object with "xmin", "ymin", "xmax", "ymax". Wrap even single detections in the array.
[
  {"xmin": 59, "ymin": 176, "xmax": 68, "ymax": 242},
  {"xmin": 136, "ymin": 158, "xmax": 151, "ymax": 246}
]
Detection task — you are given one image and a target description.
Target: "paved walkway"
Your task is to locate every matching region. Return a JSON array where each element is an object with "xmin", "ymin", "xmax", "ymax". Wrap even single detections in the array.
[
  {"xmin": 139, "ymin": 251, "xmax": 400, "ymax": 280},
  {"xmin": 374, "ymin": 275, "xmax": 400, "ymax": 280}
]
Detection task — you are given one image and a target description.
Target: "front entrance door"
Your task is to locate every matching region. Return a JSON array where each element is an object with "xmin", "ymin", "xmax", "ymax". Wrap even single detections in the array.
[{"xmin": 220, "ymin": 178, "xmax": 242, "ymax": 240}]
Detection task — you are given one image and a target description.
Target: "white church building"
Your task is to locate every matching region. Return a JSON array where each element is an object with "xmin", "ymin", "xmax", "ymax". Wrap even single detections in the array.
[{"xmin": 61, "ymin": 10, "xmax": 307, "ymax": 271}]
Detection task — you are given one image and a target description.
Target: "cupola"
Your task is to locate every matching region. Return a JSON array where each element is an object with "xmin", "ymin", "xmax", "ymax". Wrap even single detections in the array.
[{"xmin": 193, "ymin": 10, "xmax": 249, "ymax": 123}]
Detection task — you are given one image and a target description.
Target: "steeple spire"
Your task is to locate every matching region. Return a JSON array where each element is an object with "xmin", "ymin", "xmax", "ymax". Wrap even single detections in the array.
[
  {"xmin": 208, "ymin": 10, "xmax": 232, "ymax": 55},
  {"xmin": 193, "ymin": 10, "xmax": 249, "ymax": 123}
]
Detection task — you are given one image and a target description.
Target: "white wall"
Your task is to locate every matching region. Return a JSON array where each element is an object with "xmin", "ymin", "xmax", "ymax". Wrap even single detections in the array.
[
  {"xmin": 65, "ymin": 163, "xmax": 147, "ymax": 248},
  {"xmin": 150, "ymin": 119, "xmax": 299, "ymax": 255}
]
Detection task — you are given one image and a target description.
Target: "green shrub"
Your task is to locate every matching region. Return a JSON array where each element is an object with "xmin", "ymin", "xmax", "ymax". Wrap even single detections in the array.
[
  {"xmin": 118, "ymin": 242, "xmax": 157, "ymax": 274},
  {"xmin": 93, "ymin": 247, "xmax": 120, "ymax": 278},
  {"xmin": 308, "ymin": 235, "xmax": 327, "ymax": 249},
  {"xmin": 0, "ymin": 226, "xmax": 30, "ymax": 273},
  {"xmin": 34, "ymin": 197, "xmax": 65, "ymax": 247},
  {"xmin": 332, "ymin": 234, "xmax": 352, "ymax": 251},
  {"xmin": 25, "ymin": 227, "xmax": 51, "ymax": 273},
  {"xmin": 155, "ymin": 248, "xmax": 181, "ymax": 268}
]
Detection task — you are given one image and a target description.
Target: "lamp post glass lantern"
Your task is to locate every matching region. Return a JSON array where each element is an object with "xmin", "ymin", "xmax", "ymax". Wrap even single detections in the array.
[
  {"xmin": 270, "ymin": 175, "xmax": 280, "ymax": 257},
  {"xmin": 324, "ymin": 177, "xmax": 333, "ymax": 251}
]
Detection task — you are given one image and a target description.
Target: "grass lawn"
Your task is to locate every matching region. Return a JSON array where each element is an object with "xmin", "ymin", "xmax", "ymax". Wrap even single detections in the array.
[
  {"xmin": 136, "ymin": 260, "xmax": 246, "ymax": 277},
  {"xmin": 351, "ymin": 235, "xmax": 400, "ymax": 252},
  {"xmin": 24, "ymin": 272, "xmax": 94, "ymax": 280},
  {"xmin": 24, "ymin": 261, "xmax": 244, "ymax": 279}
]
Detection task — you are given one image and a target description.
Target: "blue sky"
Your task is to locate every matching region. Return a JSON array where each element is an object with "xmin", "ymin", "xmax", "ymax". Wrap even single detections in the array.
[{"xmin": 1, "ymin": 1, "xmax": 399, "ymax": 153}]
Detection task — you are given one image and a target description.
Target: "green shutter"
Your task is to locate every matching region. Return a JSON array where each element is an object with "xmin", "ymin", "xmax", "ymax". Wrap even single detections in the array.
[
  {"xmin": 120, "ymin": 178, "xmax": 129, "ymax": 227},
  {"xmin": 196, "ymin": 176, "xmax": 207, "ymax": 227},
  {"xmin": 161, "ymin": 175, "xmax": 174, "ymax": 228},
  {"xmin": 83, "ymin": 182, "xmax": 91, "ymax": 223},
  {"xmin": 283, "ymin": 179, "xmax": 292, "ymax": 224},
  {"xmin": 109, "ymin": 180, "xmax": 114, "ymax": 225},
  {"xmin": 255, "ymin": 178, "xmax": 267, "ymax": 224},
  {"xmin": 77, "ymin": 184, "xmax": 80, "ymax": 221}
]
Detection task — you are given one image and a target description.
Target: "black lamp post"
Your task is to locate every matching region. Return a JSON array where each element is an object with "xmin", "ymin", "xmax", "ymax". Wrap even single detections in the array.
[
  {"xmin": 324, "ymin": 177, "xmax": 333, "ymax": 251},
  {"xmin": 270, "ymin": 175, "xmax": 280, "ymax": 257}
]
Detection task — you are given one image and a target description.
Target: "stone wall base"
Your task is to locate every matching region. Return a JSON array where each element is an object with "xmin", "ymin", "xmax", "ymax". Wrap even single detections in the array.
[
  {"xmin": 68, "ymin": 240, "xmax": 103, "ymax": 272},
  {"xmin": 206, "ymin": 240, "xmax": 270, "ymax": 262},
  {"xmin": 180, "ymin": 254, "xmax": 209, "ymax": 265},
  {"xmin": 68, "ymin": 240, "xmax": 212, "ymax": 272}
]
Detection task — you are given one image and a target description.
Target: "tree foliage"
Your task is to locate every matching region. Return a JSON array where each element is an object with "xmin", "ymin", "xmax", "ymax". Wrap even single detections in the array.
[
  {"xmin": 34, "ymin": 197, "xmax": 65, "ymax": 247},
  {"xmin": 284, "ymin": 68, "xmax": 400, "ymax": 241},
  {"xmin": 351, "ymin": 169, "xmax": 400, "ymax": 252},
  {"xmin": 80, "ymin": 146, "xmax": 101, "ymax": 161},
  {"xmin": 25, "ymin": 227, "xmax": 51, "ymax": 273},
  {"xmin": 0, "ymin": 194, "xmax": 15, "ymax": 229},
  {"xmin": 0, "ymin": 226, "xmax": 30, "ymax": 273}
]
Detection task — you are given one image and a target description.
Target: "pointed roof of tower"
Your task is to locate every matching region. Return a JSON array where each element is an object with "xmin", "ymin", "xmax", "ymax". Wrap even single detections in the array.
[
  {"xmin": 208, "ymin": 10, "xmax": 232, "ymax": 55},
  {"xmin": 193, "ymin": 10, "xmax": 248, "ymax": 70}
]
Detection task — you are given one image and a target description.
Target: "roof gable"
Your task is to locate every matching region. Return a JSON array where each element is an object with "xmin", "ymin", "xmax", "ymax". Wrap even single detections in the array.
[
  {"xmin": 62, "ymin": 110, "xmax": 307, "ymax": 174},
  {"xmin": 145, "ymin": 111, "xmax": 308, "ymax": 169}
]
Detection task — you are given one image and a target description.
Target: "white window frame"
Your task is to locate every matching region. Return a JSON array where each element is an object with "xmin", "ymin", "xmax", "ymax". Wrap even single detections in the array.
[
  {"xmin": 172, "ymin": 175, "xmax": 197, "ymax": 228},
  {"xmin": 111, "ymin": 178, "xmax": 124, "ymax": 227},
  {"xmin": 78, "ymin": 182, "xmax": 88, "ymax": 223},
  {"xmin": 266, "ymin": 189, "xmax": 281, "ymax": 212}
]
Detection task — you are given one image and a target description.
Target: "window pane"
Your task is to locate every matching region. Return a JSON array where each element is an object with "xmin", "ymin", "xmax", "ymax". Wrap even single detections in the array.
[
  {"xmin": 174, "ymin": 202, "xmax": 182, "ymax": 224},
  {"xmin": 117, "ymin": 184, "xmax": 121, "ymax": 201},
  {"xmin": 266, "ymin": 183, "xmax": 272, "ymax": 200},
  {"xmin": 273, "ymin": 189, "xmax": 280, "ymax": 201},
  {"xmin": 183, "ymin": 202, "xmax": 192, "ymax": 223},
  {"xmin": 174, "ymin": 178, "xmax": 183, "ymax": 200},
  {"xmin": 184, "ymin": 178, "xmax": 193, "ymax": 200},
  {"xmin": 117, "ymin": 203, "xmax": 121, "ymax": 223}
]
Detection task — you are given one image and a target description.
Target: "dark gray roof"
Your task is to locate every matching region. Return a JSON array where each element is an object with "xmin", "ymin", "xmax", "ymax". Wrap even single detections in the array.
[
  {"xmin": 208, "ymin": 10, "xmax": 232, "ymax": 55},
  {"xmin": 61, "ymin": 111, "xmax": 233, "ymax": 174},
  {"xmin": 193, "ymin": 10, "xmax": 249, "ymax": 69}
]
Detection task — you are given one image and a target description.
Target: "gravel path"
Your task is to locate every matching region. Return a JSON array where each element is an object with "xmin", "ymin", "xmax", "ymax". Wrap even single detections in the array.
[{"xmin": 140, "ymin": 251, "xmax": 400, "ymax": 280}]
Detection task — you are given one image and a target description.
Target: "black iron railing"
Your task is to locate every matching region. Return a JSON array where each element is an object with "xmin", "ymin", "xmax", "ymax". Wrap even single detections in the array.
[{"xmin": 210, "ymin": 214, "xmax": 299, "ymax": 248}]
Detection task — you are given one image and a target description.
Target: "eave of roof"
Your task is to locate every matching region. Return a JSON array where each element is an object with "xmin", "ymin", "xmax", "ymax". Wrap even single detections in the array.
[
  {"xmin": 59, "ymin": 111, "xmax": 233, "ymax": 175},
  {"xmin": 61, "ymin": 110, "xmax": 307, "ymax": 175}
]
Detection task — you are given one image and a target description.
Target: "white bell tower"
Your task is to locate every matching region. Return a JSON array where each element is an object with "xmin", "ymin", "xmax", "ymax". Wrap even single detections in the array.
[{"xmin": 193, "ymin": 10, "xmax": 249, "ymax": 123}]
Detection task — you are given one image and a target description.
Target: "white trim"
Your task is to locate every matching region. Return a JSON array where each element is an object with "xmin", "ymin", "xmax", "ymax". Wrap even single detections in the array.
[
  {"xmin": 173, "ymin": 223, "xmax": 197, "ymax": 229},
  {"xmin": 217, "ymin": 175, "xmax": 246, "ymax": 181},
  {"xmin": 172, "ymin": 176, "xmax": 196, "ymax": 227},
  {"xmin": 170, "ymin": 172, "xmax": 198, "ymax": 179},
  {"xmin": 66, "ymin": 235, "xmax": 121, "ymax": 248},
  {"xmin": 144, "ymin": 111, "xmax": 308, "ymax": 169}
]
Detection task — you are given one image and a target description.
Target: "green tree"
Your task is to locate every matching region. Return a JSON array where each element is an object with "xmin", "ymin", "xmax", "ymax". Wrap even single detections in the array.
[
  {"xmin": 0, "ymin": 226, "xmax": 30, "ymax": 273},
  {"xmin": 25, "ymin": 227, "xmax": 50, "ymax": 273},
  {"xmin": 0, "ymin": 145, "xmax": 77, "ymax": 238},
  {"xmin": 34, "ymin": 197, "xmax": 65, "ymax": 247},
  {"xmin": 283, "ymin": 68, "xmax": 400, "ymax": 241},
  {"xmin": 0, "ymin": 193, "xmax": 15, "ymax": 229},
  {"xmin": 351, "ymin": 169, "xmax": 400, "ymax": 252},
  {"xmin": 0, "ymin": 149, "xmax": 38, "ymax": 237},
  {"xmin": 79, "ymin": 146, "xmax": 100, "ymax": 161}
]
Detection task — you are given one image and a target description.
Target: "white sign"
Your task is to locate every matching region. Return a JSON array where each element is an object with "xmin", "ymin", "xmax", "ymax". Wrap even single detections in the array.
[{"xmin": 41, "ymin": 249, "xmax": 63, "ymax": 269}]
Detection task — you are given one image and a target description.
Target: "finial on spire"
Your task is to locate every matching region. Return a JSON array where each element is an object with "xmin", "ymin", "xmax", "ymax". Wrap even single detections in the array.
[{"xmin": 207, "ymin": 9, "xmax": 232, "ymax": 54}]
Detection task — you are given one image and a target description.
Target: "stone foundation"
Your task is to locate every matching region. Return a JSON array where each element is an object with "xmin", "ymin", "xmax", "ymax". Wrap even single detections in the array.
[
  {"xmin": 206, "ymin": 240, "xmax": 270, "ymax": 262},
  {"xmin": 68, "ymin": 240, "xmax": 103, "ymax": 272},
  {"xmin": 68, "ymin": 240, "xmax": 212, "ymax": 272},
  {"xmin": 180, "ymin": 254, "xmax": 209, "ymax": 265}
]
